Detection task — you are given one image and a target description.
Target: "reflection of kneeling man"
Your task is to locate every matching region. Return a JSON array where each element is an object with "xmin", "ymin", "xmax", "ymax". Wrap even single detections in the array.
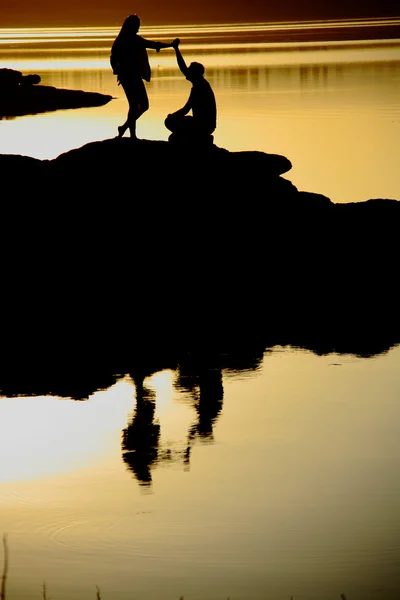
[{"xmin": 165, "ymin": 39, "xmax": 217, "ymax": 138}]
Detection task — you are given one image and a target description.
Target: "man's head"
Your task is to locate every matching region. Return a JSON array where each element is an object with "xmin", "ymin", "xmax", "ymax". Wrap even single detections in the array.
[{"xmin": 186, "ymin": 62, "xmax": 205, "ymax": 82}]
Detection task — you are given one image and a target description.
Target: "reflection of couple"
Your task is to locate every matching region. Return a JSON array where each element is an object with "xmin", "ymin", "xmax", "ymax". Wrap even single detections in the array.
[
  {"xmin": 122, "ymin": 365, "xmax": 224, "ymax": 487},
  {"xmin": 110, "ymin": 14, "xmax": 217, "ymax": 140}
]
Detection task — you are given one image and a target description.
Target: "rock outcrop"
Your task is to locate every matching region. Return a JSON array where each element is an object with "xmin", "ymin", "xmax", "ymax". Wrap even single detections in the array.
[
  {"xmin": 0, "ymin": 68, "xmax": 112, "ymax": 118},
  {"xmin": 0, "ymin": 137, "xmax": 398, "ymax": 389}
]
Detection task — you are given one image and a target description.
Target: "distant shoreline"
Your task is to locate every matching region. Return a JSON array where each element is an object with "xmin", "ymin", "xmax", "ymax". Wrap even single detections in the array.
[
  {"xmin": 0, "ymin": 20, "xmax": 399, "ymax": 68},
  {"xmin": 0, "ymin": 18, "xmax": 399, "ymax": 45}
]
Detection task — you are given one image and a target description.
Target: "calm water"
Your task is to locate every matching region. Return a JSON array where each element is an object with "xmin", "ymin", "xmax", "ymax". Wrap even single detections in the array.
[
  {"xmin": 1, "ymin": 346, "xmax": 400, "ymax": 600},
  {"xmin": 0, "ymin": 22, "xmax": 400, "ymax": 600}
]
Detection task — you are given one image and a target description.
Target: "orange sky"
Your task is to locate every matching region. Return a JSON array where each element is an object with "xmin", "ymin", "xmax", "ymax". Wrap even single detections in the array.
[{"xmin": 2, "ymin": 0, "xmax": 399, "ymax": 27}]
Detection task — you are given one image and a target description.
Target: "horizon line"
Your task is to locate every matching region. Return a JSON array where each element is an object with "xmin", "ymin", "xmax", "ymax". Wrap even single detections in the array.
[{"xmin": 1, "ymin": 16, "xmax": 399, "ymax": 34}]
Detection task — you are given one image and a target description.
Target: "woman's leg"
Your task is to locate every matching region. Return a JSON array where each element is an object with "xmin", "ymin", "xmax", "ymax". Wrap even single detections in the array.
[
  {"xmin": 121, "ymin": 77, "xmax": 149, "ymax": 139},
  {"xmin": 118, "ymin": 122, "xmax": 129, "ymax": 137},
  {"xmin": 117, "ymin": 77, "xmax": 131, "ymax": 137}
]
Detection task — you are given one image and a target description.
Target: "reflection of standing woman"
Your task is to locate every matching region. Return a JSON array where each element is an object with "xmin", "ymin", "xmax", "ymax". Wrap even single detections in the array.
[{"xmin": 111, "ymin": 14, "xmax": 177, "ymax": 139}]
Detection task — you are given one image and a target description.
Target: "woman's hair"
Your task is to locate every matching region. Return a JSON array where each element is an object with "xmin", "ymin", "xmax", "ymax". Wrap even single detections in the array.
[
  {"xmin": 120, "ymin": 14, "xmax": 140, "ymax": 36},
  {"xmin": 111, "ymin": 14, "xmax": 141, "ymax": 73}
]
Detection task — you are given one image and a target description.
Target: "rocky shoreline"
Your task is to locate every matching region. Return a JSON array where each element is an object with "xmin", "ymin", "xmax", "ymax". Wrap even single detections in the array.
[
  {"xmin": 0, "ymin": 68, "xmax": 112, "ymax": 118},
  {"xmin": 0, "ymin": 136, "xmax": 398, "ymax": 394}
]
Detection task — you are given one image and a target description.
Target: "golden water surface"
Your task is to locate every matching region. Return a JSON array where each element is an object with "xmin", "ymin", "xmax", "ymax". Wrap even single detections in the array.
[{"xmin": 0, "ymin": 21, "xmax": 399, "ymax": 600}]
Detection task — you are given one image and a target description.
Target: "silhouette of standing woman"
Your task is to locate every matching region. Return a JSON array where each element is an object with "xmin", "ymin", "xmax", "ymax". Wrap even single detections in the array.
[{"xmin": 111, "ymin": 14, "xmax": 177, "ymax": 139}]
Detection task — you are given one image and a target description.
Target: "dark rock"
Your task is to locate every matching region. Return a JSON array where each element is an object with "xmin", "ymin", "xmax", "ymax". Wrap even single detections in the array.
[
  {"xmin": 0, "ymin": 137, "xmax": 398, "ymax": 390},
  {"xmin": 0, "ymin": 68, "xmax": 38, "ymax": 87},
  {"xmin": 0, "ymin": 68, "xmax": 112, "ymax": 118},
  {"xmin": 168, "ymin": 130, "xmax": 215, "ymax": 147},
  {"xmin": 51, "ymin": 137, "xmax": 295, "ymax": 202},
  {"xmin": 0, "ymin": 153, "xmax": 48, "ymax": 178}
]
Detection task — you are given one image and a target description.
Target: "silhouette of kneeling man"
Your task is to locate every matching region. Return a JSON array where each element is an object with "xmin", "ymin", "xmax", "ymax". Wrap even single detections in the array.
[{"xmin": 165, "ymin": 39, "xmax": 217, "ymax": 144}]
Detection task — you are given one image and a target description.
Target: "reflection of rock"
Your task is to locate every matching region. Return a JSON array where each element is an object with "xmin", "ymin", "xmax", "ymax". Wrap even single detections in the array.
[{"xmin": 0, "ymin": 68, "xmax": 112, "ymax": 118}]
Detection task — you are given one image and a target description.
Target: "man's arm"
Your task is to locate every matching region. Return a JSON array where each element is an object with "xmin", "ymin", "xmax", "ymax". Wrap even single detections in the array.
[
  {"xmin": 172, "ymin": 39, "xmax": 189, "ymax": 78},
  {"xmin": 169, "ymin": 97, "xmax": 192, "ymax": 119}
]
